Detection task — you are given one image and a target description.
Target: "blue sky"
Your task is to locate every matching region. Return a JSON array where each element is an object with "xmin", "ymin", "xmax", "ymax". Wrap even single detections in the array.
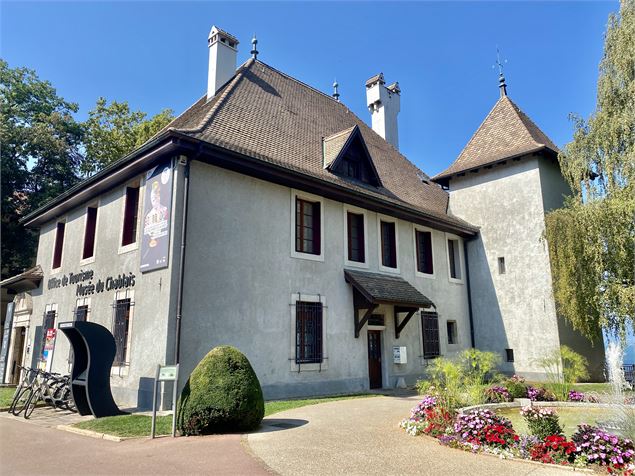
[{"xmin": 1, "ymin": 1, "xmax": 617, "ymax": 177}]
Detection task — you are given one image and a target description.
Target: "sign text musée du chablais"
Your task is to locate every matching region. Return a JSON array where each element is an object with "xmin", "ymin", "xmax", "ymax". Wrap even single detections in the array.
[{"xmin": 47, "ymin": 269, "xmax": 136, "ymax": 297}]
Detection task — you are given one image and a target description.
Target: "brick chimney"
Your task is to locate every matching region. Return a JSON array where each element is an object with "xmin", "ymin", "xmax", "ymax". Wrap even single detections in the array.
[
  {"xmin": 207, "ymin": 26, "xmax": 239, "ymax": 101},
  {"xmin": 366, "ymin": 73, "xmax": 401, "ymax": 149}
]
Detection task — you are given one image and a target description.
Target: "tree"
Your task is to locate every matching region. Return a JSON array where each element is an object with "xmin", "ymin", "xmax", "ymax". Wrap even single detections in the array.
[
  {"xmin": 545, "ymin": 0, "xmax": 635, "ymax": 339},
  {"xmin": 0, "ymin": 59, "xmax": 84, "ymax": 279},
  {"xmin": 82, "ymin": 98, "xmax": 173, "ymax": 176}
]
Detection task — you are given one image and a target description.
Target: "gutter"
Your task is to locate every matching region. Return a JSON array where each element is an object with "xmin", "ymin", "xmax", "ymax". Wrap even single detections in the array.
[
  {"xmin": 174, "ymin": 156, "xmax": 192, "ymax": 365},
  {"xmin": 464, "ymin": 240, "xmax": 476, "ymax": 348}
]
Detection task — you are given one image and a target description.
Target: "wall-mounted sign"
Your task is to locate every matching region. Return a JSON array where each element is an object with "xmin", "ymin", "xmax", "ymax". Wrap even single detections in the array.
[
  {"xmin": 41, "ymin": 328, "xmax": 57, "ymax": 371},
  {"xmin": 140, "ymin": 159, "xmax": 173, "ymax": 273},
  {"xmin": 393, "ymin": 346, "xmax": 407, "ymax": 364},
  {"xmin": 47, "ymin": 269, "xmax": 135, "ymax": 297}
]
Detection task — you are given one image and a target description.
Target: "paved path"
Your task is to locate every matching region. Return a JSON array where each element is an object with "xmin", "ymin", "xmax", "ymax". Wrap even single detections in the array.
[
  {"xmin": 0, "ymin": 415, "xmax": 271, "ymax": 475},
  {"xmin": 248, "ymin": 395, "xmax": 573, "ymax": 476}
]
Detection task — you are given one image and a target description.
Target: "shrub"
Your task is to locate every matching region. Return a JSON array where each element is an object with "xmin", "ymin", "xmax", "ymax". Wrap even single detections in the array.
[
  {"xmin": 177, "ymin": 346, "xmax": 264, "ymax": 435},
  {"xmin": 530, "ymin": 435, "xmax": 577, "ymax": 465},
  {"xmin": 483, "ymin": 385, "xmax": 512, "ymax": 403},
  {"xmin": 536, "ymin": 345, "xmax": 590, "ymax": 400},
  {"xmin": 503, "ymin": 375, "xmax": 529, "ymax": 399},
  {"xmin": 520, "ymin": 406, "xmax": 563, "ymax": 440},
  {"xmin": 527, "ymin": 386, "xmax": 557, "ymax": 402},
  {"xmin": 454, "ymin": 409, "xmax": 517, "ymax": 447},
  {"xmin": 572, "ymin": 424, "xmax": 635, "ymax": 473}
]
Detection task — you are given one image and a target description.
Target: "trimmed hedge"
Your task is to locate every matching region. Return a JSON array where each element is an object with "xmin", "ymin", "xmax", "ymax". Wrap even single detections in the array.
[{"xmin": 177, "ymin": 346, "xmax": 264, "ymax": 435}]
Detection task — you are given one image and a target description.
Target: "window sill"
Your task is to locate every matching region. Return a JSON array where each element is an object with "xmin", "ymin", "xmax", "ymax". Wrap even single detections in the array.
[
  {"xmin": 50, "ymin": 267, "xmax": 63, "ymax": 275},
  {"xmin": 79, "ymin": 256, "xmax": 95, "ymax": 266},
  {"xmin": 289, "ymin": 360, "xmax": 329, "ymax": 372},
  {"xmin": 415, "ymin": 270, "xmax": 436, "ymax": 280},
  {"xmin": 290, "ymin": 250, "xmax": 324, "ymax": 262},
  {"xmin": 344, "ymin": 259, "xmax": 368, "ymax": 269},
  {"xmin": 448, "ymin": 277, "xmax": 464, "ymax": 285},
  {"xmin": 111, "ymin": 365, "xmax": 129, "ymax": 377},
  {"xmin": 118, "ymin": 243, "xmax": 138, "ymax": 255},
  {"xmin": 378, "ymin": 264, "xmax": 400, "ymax": 274}
]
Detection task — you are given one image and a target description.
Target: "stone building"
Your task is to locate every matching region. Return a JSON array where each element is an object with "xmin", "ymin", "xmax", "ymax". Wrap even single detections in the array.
[{"xmin": 0, "ymin": 26, "xmax": 604, "ymax": 407}]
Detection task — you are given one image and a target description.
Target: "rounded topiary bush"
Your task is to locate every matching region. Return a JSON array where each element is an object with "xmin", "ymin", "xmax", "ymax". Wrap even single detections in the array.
[{"xmin": 177, "ymin": 346, "xmax": 264, "ymax": 435}]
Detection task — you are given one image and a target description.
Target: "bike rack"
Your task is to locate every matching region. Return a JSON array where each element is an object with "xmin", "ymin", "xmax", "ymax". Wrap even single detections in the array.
[{"xmin": 58, "ymin": 321, "xmax": 125, "ymax": 418}]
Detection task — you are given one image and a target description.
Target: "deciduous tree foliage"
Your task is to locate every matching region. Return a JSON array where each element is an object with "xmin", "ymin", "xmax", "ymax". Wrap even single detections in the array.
[
  {"xmin": 545, "ymin": 0, "xmax": 635, "ymax": 339},
  {"xmin": 82, "ymin": 98, "xmax": 173, "ymax": 176},
  {"xmin": 0, "ymin": 59, "xmax": 83, "ymax": 278},
  {"xmin": 1, "ymin": 61, "xmax": 174, "ymax": 279}
]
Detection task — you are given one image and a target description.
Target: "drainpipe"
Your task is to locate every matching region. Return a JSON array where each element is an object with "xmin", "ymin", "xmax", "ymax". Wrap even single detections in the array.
[
  {"xmin": 174, "ymin": 156, "xmax": 191, "ymax": 365},
  {"xmin": 464, "ymin": 240, "xmax": 476, "ymax": 348}
]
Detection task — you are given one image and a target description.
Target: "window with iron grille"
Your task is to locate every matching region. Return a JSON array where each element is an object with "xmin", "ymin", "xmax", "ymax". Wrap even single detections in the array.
[
  {"xmin": 415, "ymin": 230, "xmax": 433, "ymax": 274},
  {"xmin": 113, "ymin": 298, "xmax": 132, "ymax": 365},
  {"xmin": 422, "ymin": 312, "xmax": 440, "ymax": 359},
  {"xmin": 295, "ymin": 301, "xmax": 323, "ymax": 364},
  {"xmin": 380, "ymin": 221, "xmax": 397, "ymax": 268},
  {"xmin": 40, "ymin": 309, "xmax": 56, "ymax": 361},
  {"xmin": 75, "ymin": 305, "xmax": 89, "ymax": 322},
  {"xmin": 347, "ymin": 212, "xmax": 365, "ymax": 263},
  {"xmin": 295, "ymin": 198, "xmax": 321, "ymax": 255}
]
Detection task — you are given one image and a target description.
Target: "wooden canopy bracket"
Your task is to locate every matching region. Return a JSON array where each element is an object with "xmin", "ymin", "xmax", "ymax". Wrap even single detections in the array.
[
  {"xmin": 394, "ymin": 306, "xmax": 418, "ymax": 339},
  {"xmin": 355, "ymin": 304, "xmax": 378, "ymax": 338}
]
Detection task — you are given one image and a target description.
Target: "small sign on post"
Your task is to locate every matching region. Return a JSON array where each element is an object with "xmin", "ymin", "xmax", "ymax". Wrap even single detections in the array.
[{"xmin": 151, "ymin": 364, "xmax": 179, "ymax": 438}]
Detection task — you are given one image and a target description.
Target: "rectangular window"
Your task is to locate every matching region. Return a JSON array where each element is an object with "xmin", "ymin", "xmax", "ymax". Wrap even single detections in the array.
[
  {"xmin": 82, "ymin": 207, "xmax": 98, "ymax": 260},
  {"xmin": 40, "ymin": 309, "xmax": 56, "ymax": 361},
  {"xmin": 52, "ymin": 222, "xmax": 65, "ymax": 269},
  {"xmin": 347, "ymin": 212, "xmax": 365, "ymax": 263},
  {"xmin": 113, "ymin": 298, "xmax": 132, "ymax": 365},
  {"xmin": 368, "ymin": 314, "xmax": 385, "ymax": 326},
  {"xmin": 121, "ymin": 185, "xmax": 140, "ymax": 247},
  {"xmin": 506, "ymin": 348, "xmax": 514, "ymax": 362},
  {"xmin": 422, "ymin": 312, "xmax": 440, "ymax": 359},
  {"xmin": 448, "ymin": 238, "xmax": 461, "ymax": 279},
  {"xmin": 75, "ymin": 304, "xmax": 89, "ymax": 322},
  {"xmin": 415, "ymin": 230, "xmax": 433, "ymax": 275},
  {"xmin": 380, "ymin": 221, "xmax": 397, "ymax": 268},
  {"xmin": 295, "ymin": 301, "xmax": 323, "ymax": 364},
  {"xmin": 446, "ymin": 320, "xmax": 457, "ymax": 345},
  {"xmin": 295, "ymin": 198, "xmax": 321, "ymax": 255},
  {"xmin": 498, "ymin": 257, "xmax": 506, "ymax": 275}
]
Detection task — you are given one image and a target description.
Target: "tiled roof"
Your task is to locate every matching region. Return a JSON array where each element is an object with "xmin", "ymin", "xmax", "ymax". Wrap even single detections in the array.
[
  {"xmin": 344, "ymin": 269, "xmax": 434, "ymax": 308},
  {"xmin": 433, "ymin": 95, "xmax": 559, "ymax": 180},
  {"xmin": 365, "ymin": 73, "xmax": 384, "ymax": 87},
  {"xmin": 166, "ymin": 59, "xmax": 472, "ymax": 230}
]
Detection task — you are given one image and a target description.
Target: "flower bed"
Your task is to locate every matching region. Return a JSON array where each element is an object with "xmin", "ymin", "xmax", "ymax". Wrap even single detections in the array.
[{"xmin": 400, "ymin": 398, "xmax": 635, "ymax": 474}]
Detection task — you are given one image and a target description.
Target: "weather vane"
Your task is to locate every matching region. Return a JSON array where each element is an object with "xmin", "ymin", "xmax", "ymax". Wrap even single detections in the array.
[{"xmin": 493, "ymin": 46, "xmax": 508, "ymax": 97}]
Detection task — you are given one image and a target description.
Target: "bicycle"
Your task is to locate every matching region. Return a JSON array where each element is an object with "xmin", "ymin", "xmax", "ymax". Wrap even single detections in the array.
[{"xmin": 8, "ymin": 366, "xmax": 37, "ymax": 416}]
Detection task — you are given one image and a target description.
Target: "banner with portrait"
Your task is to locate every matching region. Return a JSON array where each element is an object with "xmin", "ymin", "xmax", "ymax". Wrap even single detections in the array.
[{"xmin": 140, "ymin": 158, "xmax": 174, "ymax": 273}]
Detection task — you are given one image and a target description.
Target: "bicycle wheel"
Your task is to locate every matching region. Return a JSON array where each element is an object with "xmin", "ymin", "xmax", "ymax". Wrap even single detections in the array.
[
  {"xmin": 9, "ymin": 386, "xmax": 32, "ymax": 416},
  {"xmin": 24, "ymin": 387, "xmax": 42, "ymax": 419}
]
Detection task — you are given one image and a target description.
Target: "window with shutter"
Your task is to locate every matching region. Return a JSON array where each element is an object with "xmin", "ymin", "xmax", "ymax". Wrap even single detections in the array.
[
  {"xmin": 295, "ymin": 198, "xmax": 321, "ymax": 255},
  {"xmin": 415, "ymin": 230, "xmax": 433, "ymax": 275},
  {"xmin": 380, "ymin": 221, "xmax": 397, "ymax": 268},
  {"xmin": 112, "ymin": 298, "xmax": 132, "ymax": 365},
  {"xmin": 347, "ymin": 212, "xmax": 365, "ymax": 263}
]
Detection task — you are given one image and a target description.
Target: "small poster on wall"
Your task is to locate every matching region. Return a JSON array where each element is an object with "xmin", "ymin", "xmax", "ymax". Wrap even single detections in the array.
[
  {"xmin": 41, "ymin": 328, "xmax": 57, "ymax": 372},
  {"xmin": 140, "ymin": 159, "xmax": 174, "ymax": 273}
]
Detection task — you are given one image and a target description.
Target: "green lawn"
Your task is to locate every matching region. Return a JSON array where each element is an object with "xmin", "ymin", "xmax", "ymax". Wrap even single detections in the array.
[
  {"xmin": 496, "ymin": 407, "xmax": 610, "ymax": 438},
  {"xmin": 0, "ymin": 387, "xmax": 16, "ymax": 409},
  {"xmin": 73, "ymin": 393, "xmax": 377, "ymax": 437}
]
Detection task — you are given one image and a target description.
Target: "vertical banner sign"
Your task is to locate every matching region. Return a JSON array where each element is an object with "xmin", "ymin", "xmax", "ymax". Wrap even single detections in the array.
[
  {"xmin": 140, "ymin": 159, "xmax": 173, "ymax": 273},
  {"xmin": 42, "ymin": 328, "xmax": 57, "ymax": 372},
  {"xmin": 0, "ymin": 303, "xmax": 15, "ymax": 383}
]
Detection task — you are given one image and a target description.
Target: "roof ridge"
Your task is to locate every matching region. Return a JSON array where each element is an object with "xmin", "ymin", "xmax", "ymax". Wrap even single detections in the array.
[{"xmin": 175, "ymin": 58, "xmax": 255, "ymax": 134}]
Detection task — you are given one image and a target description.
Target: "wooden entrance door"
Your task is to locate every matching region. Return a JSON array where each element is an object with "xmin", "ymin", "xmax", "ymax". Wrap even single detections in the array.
[{"xmin": 367, "ymin": 330, "xmax": 382, "ymax": 389}]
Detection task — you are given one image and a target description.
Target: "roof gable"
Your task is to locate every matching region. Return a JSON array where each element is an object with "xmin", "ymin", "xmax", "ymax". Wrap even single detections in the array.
[
  {"xmin": 324, "ymin": 125, "xmax": 381, "ymax": 187},
  {"xmin": 433, "ymin": 96, "xmax": 559, "ymax": 181}
]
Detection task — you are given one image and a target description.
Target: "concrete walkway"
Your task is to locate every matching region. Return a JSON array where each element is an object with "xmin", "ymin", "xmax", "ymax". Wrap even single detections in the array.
[
  {"xmin": 247, "ymin": 395, "xmax": 573, "ymax": 476},
  {"xmin": 0, "ymin": 415, "xmax": 271, "ymax": 475}
]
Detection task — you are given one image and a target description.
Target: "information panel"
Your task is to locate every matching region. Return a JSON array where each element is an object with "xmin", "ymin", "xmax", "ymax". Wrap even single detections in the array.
[{"xmin": 140, "ymin": 159, "xmax": 173, "ymax": 273}]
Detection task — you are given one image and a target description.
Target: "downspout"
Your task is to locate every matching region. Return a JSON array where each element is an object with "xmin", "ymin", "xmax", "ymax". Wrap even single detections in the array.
[
  {"xmin": 174, "ymin": 156, "xmax": 191, "ymax": 365},
  {"xmin": 464, "ymin": 240, "xmax": 476, "ymax": 348}
]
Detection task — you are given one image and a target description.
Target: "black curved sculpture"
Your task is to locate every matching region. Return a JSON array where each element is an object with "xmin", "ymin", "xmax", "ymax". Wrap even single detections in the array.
[{"xmin": 58, "ymin": 321, "xmax": 124, "ymax": 417}]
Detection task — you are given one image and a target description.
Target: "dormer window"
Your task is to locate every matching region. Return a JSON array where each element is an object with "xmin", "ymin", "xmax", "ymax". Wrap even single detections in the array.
[{"xmin": 323, "ymin": 125, "xmax": 381, "ymax": 187}]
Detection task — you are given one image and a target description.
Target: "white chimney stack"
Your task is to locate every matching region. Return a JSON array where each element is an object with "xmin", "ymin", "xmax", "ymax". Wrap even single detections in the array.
[
  {"xmin": 207, "ymin": 26, "xmax": 239, "ymax": 101},
  {"xmin": 366, "ymin": 73, "xmax": 401, "ymax": 149}
]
